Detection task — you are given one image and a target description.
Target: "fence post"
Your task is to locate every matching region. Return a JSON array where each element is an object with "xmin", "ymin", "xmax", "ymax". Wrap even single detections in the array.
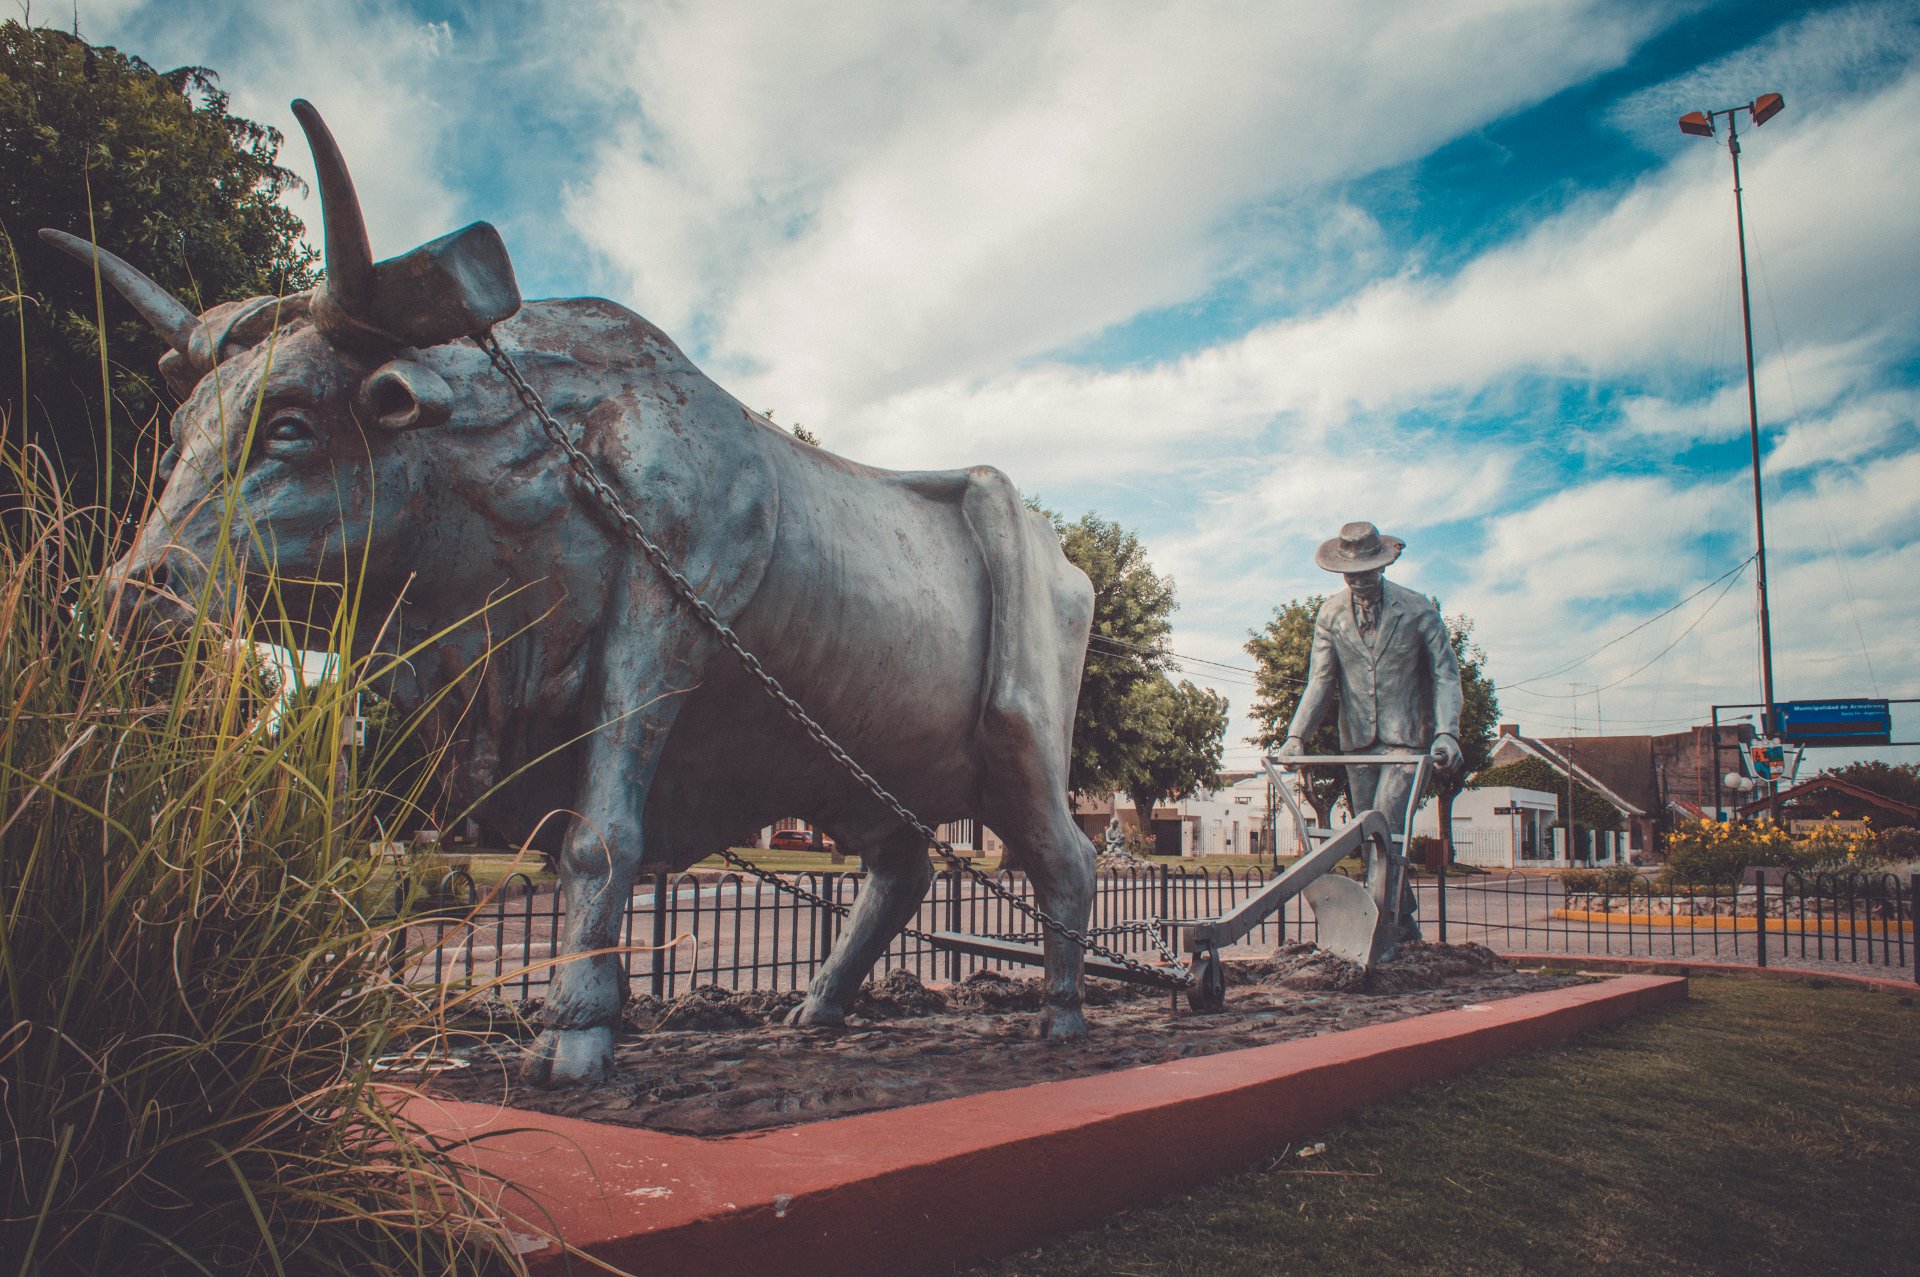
[
  {"xmin": 1436, "ymin": 847, "xmax": 1449, "ymax": 945},
  {"xmin": 946, "ymin": 869, "xmax": 962, "ymax": 984},
  {"xmin": 650, "ymin": 870, "xmax": 668, "ymax": 999},
  {"xmin": 1911, "ymin": 873, "xmax": 1918, "ymax": 987},
  {"xmin": 1158, "ymin": 863, "xmax": 1170, "ymax": 925},
  {"xmin": 818, "ymin": 873, "xmax": 838, "ymax": 965},
  {"xmin": 1754, "ymin": 872, "xmax": 1768, "ymax": 969}
]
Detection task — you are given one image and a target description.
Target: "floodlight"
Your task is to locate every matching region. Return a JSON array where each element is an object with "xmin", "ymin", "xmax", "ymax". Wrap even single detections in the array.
[{"xmin": 1679, "ymin": 92, "xmax": 1791, "ymax": 817}]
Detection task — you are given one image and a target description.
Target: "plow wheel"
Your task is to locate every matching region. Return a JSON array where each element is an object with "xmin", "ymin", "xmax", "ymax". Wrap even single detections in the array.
[{"xmin": 1186, "ymin": 945, "xmax": 1227, "ymax": 1012}]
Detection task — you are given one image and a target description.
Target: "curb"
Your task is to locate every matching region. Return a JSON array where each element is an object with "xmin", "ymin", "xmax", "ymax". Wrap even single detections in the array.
[
  {"xmin": 1499, "ymin": 952, "xmax": 1917, "ymax": 995},
  {"xmin": 418, "ymin": 974, "xmax": 1683, "ymax": 1275}
]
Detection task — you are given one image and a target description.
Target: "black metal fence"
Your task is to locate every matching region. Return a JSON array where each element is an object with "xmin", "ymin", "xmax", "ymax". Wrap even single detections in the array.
[
  {"xmin": 1423, "ymin": 868, "xmax": 1914, "ymax": 978},
  {"xmin": 392, "ymin": 864, "xmax": 1918, "ymax": 1000}
]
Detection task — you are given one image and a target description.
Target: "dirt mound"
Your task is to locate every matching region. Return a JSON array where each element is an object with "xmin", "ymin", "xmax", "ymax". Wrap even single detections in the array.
[
  {"xmin": 852, "ymin": 968, "xmax": 948, "ymax": 1017},
  {"xmin": 944, "ymin": 969, "xmax": 1045, "ymax": 1012},
  {"xmin": 433, "ymin": 951, "xmax": 1578, "ymax": 1137},
  {"xmin": 624, "ymin": 971, "xmax": 949, "ymax": 1033},
  {"xmin": 1367, "ymin": 941, "xmax": 1512, "ymax": 992},
  {"xmin": 1240, "ymin": 940, "xmax": 1515, "ymax": 994},
  {"xmin": 1257, "ymin": 942, "xmax": 1369, "ymax": 992}
]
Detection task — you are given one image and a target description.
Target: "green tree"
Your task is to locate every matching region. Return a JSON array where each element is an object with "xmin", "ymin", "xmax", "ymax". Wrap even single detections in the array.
[
  {"xmin": 0, "ymin": 23, "xmax": 316, "ymax": 507},
  {"xmin": 1823, "ymin": 760, "xmax": 1920, "ymax": 809},
  {"xmin": 1048, "ymin": 509, "xmax": 1176, "ymax": 798},
  {"xmin": 1429, "ymin": 612, "xmax": 1499, "ymax": 864},
  {"xmin": 1119, "ymin": 677, "xmax": 1228, "ymax": 844},
  {"xmin": 1244, "ymin": 596, "xmax": 1344, "ymax": 824}
]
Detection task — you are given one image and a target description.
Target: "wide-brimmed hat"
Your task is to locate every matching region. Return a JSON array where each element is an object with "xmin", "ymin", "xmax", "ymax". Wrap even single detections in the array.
[{"xmin": 1315, "ymin": 521, "xmax": 1404, "ymax": 573}]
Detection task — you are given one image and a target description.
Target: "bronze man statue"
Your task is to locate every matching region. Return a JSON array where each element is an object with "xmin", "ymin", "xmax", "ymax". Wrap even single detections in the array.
[{"xmin": 1277, "ymin": 522, "xmax": 1462, "ymax": 936}]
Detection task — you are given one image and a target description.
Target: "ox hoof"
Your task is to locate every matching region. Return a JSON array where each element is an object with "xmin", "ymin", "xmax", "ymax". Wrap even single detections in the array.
[
  {"xmin": 1036, "ymin": 1004, "xmax": 1087, "ymax": 1039},
  {"xmin": 522, "ymin": 1026, "xmax": 615, "ymax": 1088},
  {"xmin": 784, "ymin": 997, "xmax": 847, "ymax": 1028}
]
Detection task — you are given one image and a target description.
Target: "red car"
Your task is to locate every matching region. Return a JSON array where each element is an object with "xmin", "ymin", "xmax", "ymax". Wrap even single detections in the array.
[{"xmin": 768, "ymin": 828, "xmax": 837, "ymax": 853}]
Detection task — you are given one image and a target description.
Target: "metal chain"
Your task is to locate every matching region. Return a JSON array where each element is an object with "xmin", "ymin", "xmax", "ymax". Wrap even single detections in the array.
[
  {"xmin": 474, "ymin": 332, "xmax": 1188, "ymax": 989},
  {"xmin": 717, "ymin": 847, "xmax": 1181, "ymax": 960},
  {"xmin": 712, "ymin": 846, "xmax": 1178, "ymax": 964},
  {"xmin": 979, "ymin": 918, "xmax": 1185, "ymax": 966}
]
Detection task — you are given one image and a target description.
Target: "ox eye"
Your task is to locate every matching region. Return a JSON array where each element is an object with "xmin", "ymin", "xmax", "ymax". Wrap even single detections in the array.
[{"xmin": 262, "ymin": 414, "xmax": 317, "ymax": 451}]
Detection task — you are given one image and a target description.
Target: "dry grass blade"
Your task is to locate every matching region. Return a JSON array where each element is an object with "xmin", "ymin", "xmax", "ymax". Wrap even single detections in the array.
[{"xmin": 0, "ymin": 435, "xmax": 575, "ymax": 1273}]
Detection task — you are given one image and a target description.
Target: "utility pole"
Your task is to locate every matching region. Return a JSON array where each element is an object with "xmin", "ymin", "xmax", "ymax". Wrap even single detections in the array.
[
  {"xmin": 1566, "ymin": 684, "xmax": 1579, "ymax": 865},
  {"xmin": 1680, "ymin": 93, "xmax": 1786, "ymax": 817}
]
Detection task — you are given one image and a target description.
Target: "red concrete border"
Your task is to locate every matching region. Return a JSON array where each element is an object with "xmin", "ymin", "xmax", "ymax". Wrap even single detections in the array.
[
  {"xmin": 416, "ymin": 973, "xmax": 1683, "ymax": 1275},
  {"xmin": 1500, "ymin": 952, "xmax": 1918, "ymax": 995}
]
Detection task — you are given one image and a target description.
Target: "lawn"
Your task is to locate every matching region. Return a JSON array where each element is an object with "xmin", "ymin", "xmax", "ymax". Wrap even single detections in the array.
[{"xmin": 969, "ymin": 975, "xmax": 1920, "ymax": 1277}]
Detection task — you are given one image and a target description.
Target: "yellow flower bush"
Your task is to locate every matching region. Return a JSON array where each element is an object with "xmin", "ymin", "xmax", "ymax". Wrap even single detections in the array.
[{"xmin": 1663, "ymin": 816, "xmax": 1894, "ymax": 885}]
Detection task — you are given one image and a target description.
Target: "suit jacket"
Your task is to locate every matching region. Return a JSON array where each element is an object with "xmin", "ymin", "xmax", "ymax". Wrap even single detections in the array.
[{"xmin": 1287, "ymin": 580, "xmax": 1462, "ymax": 752}]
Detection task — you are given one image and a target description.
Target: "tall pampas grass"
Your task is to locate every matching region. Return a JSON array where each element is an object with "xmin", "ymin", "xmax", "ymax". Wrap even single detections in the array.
[{"xmin": 0, "ymin": 429, "xmax": 549, "ymax": 1273}]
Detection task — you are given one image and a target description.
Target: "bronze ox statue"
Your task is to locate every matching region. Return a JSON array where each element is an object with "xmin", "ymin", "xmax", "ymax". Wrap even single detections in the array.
[{"xmin": 45, "ymin": 101, "xmax": 1099, "ymax": 1086}]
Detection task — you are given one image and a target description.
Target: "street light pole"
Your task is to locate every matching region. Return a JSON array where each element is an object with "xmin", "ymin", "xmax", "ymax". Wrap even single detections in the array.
[{"xmin": 1680, "ymin": 93, "xmax": 1785, "ymax": 814}]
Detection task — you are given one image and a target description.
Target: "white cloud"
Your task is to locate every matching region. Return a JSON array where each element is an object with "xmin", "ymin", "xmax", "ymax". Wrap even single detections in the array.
[
  {"xmin": 1765, "ymin": 387, "xmax": 1916, "ymax": 476},
  {"xmin": 60, "ymin": 0, "xmax": 1920, "ymax": 765},
  {"xmin": 566, "ymin": 0, "xmax": 1662, "ymax": 413},
  {"xmin": 1619, "ymin": 339, "xmax": 1882, "ymax": 444},
  {"xmin": 81, "ymin": 0, "xmax": 466, "ymax": 259},
  {"xmin": 1768, "ymin": 448, "xmax": 1920, "ymax": 553},
  {"xmin": 1608, "ymin": 0, "xmax": 1920, "ymax": 145}
]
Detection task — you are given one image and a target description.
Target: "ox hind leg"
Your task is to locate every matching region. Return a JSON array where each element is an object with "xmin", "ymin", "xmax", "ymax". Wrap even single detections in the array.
[
  {"xmin": 787, "ymin": 825, "xmax": 931, "ymax": 1027},
  {"xmin": 984, "ymin": 765, "xmax": 1095, "ymax": 1038}
]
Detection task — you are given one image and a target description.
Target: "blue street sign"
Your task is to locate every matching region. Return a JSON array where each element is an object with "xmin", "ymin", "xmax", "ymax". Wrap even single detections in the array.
[{"xmin": 1772, "ymin": 699, "xmax": 1892, "ymax": 747}]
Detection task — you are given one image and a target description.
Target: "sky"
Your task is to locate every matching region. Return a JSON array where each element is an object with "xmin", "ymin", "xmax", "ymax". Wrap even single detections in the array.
[{"xmin": 67, "ymin": 0, "xmax": 1920, "ymax": 780}]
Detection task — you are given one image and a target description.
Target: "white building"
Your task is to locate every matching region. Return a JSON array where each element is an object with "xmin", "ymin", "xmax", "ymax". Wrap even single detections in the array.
[
  {"xmin": 1078, "ymin": 772, "xmax": 1307, "ymax": 859},
  {"xmin": 1411, "ymin": 784, "xmax": 1629, "ymax": 868}
]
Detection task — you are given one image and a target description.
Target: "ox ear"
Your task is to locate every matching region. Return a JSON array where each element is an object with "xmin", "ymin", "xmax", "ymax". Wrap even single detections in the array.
[{"xmin": 359, "ymin": 359, "xmax": 453, "ymax": 432}]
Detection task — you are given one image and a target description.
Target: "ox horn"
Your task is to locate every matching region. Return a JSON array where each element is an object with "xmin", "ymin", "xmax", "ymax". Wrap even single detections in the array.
[
  {"xmin": 37, "ymin": 228, "xmax": 198, "ymax": 354},
  {"xmin": 290, "ymin": 99, "xmax": 521, "ymax": 350},
  {"xmin": 291, "ymin": 98, "xmax": 377, "ymax": 328}
]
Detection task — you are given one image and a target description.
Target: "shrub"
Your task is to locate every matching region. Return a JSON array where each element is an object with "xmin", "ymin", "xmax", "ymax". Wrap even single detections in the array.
[
  {"xmin": 1661, "ymin": 817, "xmax": 1808, "ymax": 886},
  {"xmin": 0, "ymin": 456, "xmax": 533, "ymax": 1270},
  {"xmin": 1659, "ymin": 816, "xmax": 1905, "ymax": 886},
  {"xmin": 1560, "ymin": 865, "xmax": 1642, "ymax": 905},
  {"xmin": 1874, "ymin": 824, "xmax": 1920, "ymax": 868},
  {"xmin": 1796, "ymin": 818, "xmax": 1887, "ymax": 874}
]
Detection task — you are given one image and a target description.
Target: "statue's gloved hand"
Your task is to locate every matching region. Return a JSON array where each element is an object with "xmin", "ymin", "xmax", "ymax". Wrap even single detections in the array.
[
  {"xmin": 1430, "ymin": 733, "xmax": 1463, "ymax": 772},
  {"xmin": 1276, "ymin": 736, "xmax": 1306, "ymax": 761}
]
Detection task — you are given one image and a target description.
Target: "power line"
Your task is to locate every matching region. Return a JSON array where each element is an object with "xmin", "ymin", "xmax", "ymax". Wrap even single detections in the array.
[
  {"xmin": 1506, "ymin": 565, "xmax": 1748, "ymax": 702},
  {"xmin": 1497, "ymin": 555, "xmax": 1754, "ymax": 692},
  {"xmin": 1085, "ymin": 633, "xmax": 1298, "ymax": 686}
]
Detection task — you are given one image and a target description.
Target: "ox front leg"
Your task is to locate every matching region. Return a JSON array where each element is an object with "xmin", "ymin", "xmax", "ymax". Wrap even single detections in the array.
[
  {"xmin": 787, "ymin": 829, "xmax": 931, "ymax": 1027},
  {"xmin": 523, "ymin": 821, "xmax": 634, "ymax": 1086},
  {"xmin": 524, "ymin": 726, "xmax": 662, "ymax": 1088}
]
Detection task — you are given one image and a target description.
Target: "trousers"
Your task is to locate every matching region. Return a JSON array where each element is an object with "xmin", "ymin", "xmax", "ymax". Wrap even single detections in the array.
[{"xmin": 1344, "ymin": 746, "xmax": 1423, "ymax": 941}]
